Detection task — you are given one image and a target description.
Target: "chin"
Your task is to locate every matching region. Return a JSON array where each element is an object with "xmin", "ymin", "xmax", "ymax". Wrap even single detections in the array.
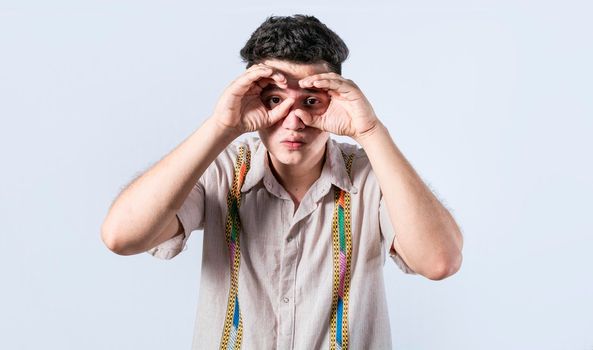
[{"xmin": 273, "ymin": 150, "xmax": 307, "ymax": 165}]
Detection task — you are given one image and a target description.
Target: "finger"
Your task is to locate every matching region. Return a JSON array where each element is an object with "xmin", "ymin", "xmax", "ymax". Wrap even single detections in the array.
[
  {"xmin": 294, "ymin": 108, "xmax": 323, "ymax": 130},
  {"xmin": 256, "ymin": 77, "xmax": 276, "ymax": 89},
  {"xmin": 270, "ymin": 71, "xmax": 287, "ymax": 86},
  {"xmin": 301, "ymin": 78, "xmax": 353, "ymax": 94},
  {"xmin": 246, "ymin": 62, "xmax": 273, "ymax": 73},
  {"xmin": 230, "ymin": 66, "xmax": 277, "ymax": 95},
  {"xmin": 267, "ymin": 97, "xmax": 295, "ymax": 125},
  {"xmin": 300, "ymin": 72, "xmax": 342, "ymax": 80},
  {"xmin": 298, "ymin": 72, "xmax": 342, "ymax": 87},
  {"xmin": 240, "ymin": 68, "xmax": 288, "ymax": 96},
  {"xmin": 327, "ymin": 89, "xmax": 341, "ymax": 98},
  {"xmin": 247, "ymin": 63, "xmax": 287, "ymax": 84},
  {"xmin": 256, "ymin": 72, "xmax": 288, "ymax": 90}
]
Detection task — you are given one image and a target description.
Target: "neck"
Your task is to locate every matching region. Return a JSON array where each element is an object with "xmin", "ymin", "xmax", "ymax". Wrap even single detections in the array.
[{"xmin": 268, "ymin": 144, "xmax": 327, "ymax": 206}]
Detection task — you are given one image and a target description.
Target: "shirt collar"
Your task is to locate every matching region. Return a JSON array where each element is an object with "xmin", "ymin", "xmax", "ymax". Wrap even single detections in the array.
[
  {"xmin": 240, "ymin": 137, "xmax": 357, "ymax": 194},
  {"xmin": 240, "ymin": 139, "xmax": 267, "ymax": 193},
  {"xmin": 323, "ymin": 137, "xmax": 356, "ymax": 193}
]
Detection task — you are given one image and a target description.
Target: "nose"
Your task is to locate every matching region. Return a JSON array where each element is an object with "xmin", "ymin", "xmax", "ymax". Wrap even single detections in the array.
[{"xmin": 281, "ymin": 109, "xmax": 305, "ymax": 131}]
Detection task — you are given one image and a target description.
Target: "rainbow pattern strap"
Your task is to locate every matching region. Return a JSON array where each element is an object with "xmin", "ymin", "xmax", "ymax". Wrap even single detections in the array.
[
  {"xmin": 219, "ymin": 145, "xmax": 251, "ymax": 350},
  {"xmin": 330, "ymin": 151, "xmax": 355, "ymax": 350}
]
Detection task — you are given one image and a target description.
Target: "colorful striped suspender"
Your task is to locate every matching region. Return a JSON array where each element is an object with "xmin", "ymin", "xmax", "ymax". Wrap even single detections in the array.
[
  {"xmin": 219, "ymin": 145, "xmax": 355, "ymax": 350},
  {"xmin": 330, "ymin": 151, "xmax": 355, "ymax": 350},
  {"xmin": 220, "ymin": 145, "xmax": 250, "ymax": 350}
]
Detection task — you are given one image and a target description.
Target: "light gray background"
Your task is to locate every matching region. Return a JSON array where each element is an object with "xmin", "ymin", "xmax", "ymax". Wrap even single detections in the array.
[{"xmin": 1, "ymin": 1, "xmax": 591, "ymax": 349}]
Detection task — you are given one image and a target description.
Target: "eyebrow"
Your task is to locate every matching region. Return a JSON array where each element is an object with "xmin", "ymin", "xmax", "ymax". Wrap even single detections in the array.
[{"xmin": 260, "ymin": 85, "xmax": 325, "ymax": 95}]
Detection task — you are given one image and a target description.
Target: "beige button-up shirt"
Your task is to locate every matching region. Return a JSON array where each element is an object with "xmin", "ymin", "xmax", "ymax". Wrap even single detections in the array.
[{"xmin": 147, "ymin": 136, "xmax": 416, "ymax": 349}]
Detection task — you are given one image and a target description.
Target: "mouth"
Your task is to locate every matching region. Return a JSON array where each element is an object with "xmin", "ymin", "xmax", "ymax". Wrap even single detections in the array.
[{"xmin": 281, "ymin": 138, "xmax": 305, "ymax": 150}]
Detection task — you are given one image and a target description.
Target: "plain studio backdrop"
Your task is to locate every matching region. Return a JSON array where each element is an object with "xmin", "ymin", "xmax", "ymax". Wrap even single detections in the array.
[{"xmin": 1, "ymin": 1, "xmax": 591, "ymax": 349}]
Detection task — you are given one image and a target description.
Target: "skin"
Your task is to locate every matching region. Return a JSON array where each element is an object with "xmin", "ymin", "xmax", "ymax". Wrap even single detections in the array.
[
  {"xmin": 102, "ymin": 57, "xmax": 463, "ymax": 281},
  {"xmin": 255, "ymin": 60, "xmax": 334, "ymax": 206},
  {"xmin": 216, "ymin": 58, "xmax": 463, "ymax": 280}
]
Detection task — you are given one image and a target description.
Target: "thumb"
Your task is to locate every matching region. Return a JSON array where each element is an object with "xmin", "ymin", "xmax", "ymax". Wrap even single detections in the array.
[
  {"xmin": 295, "ymin": 109, "xmax": 324, "ymax": 130},
  {"xmin": 267, "ymin": 97, "xmax": 295, "ymax": 125}
]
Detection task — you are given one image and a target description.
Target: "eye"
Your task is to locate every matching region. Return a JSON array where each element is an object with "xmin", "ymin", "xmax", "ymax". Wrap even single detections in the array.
[
  {"xmin": 263, "ymin": 96, "xmax": 281, "ymax": 109},
  {"xmin": 304, "ymin": 97, "xmax": 319, "ymax": 106}
]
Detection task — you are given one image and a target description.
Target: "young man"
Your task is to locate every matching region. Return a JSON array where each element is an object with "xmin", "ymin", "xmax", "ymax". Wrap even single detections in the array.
[{"xmin": 101, "ymin": 14, "xmax": 463, "ymax": 349}]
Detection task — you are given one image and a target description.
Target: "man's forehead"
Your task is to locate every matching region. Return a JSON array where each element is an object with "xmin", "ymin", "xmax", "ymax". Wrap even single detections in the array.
[
  {"xmin": 262, "ymin": 58, "xmax": 329, "ymax": 69},
  {"xmin": 261, "ymin": 59, "xmax": 330, "ymax": 77}
]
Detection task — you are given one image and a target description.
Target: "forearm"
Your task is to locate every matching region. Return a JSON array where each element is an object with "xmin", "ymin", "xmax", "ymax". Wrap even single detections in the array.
[
  {"xmin": 101, "ymin": 117, "xmax": 239, "ymax": 255},
  {"xmin": 355, "ymin": 122, "xmax": 463, "ymax": 278}
]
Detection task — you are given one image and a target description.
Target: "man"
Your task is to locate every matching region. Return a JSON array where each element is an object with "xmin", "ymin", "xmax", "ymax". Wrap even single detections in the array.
[{"xmin": 101, "ymin": 14, "xmax": 463, "ymax": 349}]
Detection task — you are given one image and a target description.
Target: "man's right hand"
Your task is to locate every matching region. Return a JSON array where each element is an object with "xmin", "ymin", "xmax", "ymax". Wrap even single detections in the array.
[
  {"xmin": 103, "ymin": 64, "xmax": 297, "ymax": 256},
  {"xmin": 212, "ymin": 63, "xmax": 295, "ymax": 134}
]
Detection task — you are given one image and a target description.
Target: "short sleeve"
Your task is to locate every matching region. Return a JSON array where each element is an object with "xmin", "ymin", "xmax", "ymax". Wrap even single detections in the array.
[
  {"xmin": 379, "ymin": 197, "xmax": 417, "ymax": 274},
  {"xmin": 146, "ymin": 176, "xmax": 206, "ymax": 260}
]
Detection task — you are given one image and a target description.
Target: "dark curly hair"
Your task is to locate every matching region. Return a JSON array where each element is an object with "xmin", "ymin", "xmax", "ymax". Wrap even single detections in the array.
[{"xmin": 239, "ymin": 14, "xmax": 349, "ymax": 74}]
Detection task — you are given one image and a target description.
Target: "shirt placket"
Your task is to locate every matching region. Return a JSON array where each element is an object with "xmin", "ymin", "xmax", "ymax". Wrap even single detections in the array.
[{"xmin": 277, "ymin": 199, "xmax": 297, "ymax": 349}]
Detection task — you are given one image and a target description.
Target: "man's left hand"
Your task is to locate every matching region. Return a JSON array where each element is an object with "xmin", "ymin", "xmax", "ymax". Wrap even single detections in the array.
[{"xmin": 296, "ymin": 73, "xmax": 379, "ymax": 139}]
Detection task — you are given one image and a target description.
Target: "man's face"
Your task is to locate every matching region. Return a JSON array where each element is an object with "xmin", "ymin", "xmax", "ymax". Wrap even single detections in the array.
[{"xmin": 257, "ymin": 58, "xmax": 332, "ymax": 169}]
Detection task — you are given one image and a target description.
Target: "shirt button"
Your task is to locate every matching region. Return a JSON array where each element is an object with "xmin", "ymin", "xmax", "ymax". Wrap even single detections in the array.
[{"xmin": 282, "ymin": 297, "xmax": 290, "ymax": 303}]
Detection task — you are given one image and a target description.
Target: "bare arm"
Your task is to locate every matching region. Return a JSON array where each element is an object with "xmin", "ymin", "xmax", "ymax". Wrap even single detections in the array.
[
  {"xmin": 296, "ymin": 73, "xmax": 463, "ymax": 280},
  {"xmin": 355, "ymin": 123, "xmax": 463, "ymax": 280},
  {"xmin": 101, "ymin": 63, "xmax": 294, "ymax": 256},
  {"xmin": 101, "ymin": 119, "xmax": 239, "ymax": 255}
]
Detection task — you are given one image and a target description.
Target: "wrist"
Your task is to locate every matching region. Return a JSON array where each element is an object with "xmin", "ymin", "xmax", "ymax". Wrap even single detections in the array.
[
  {"xmin": 208, "ymin": 116, "xmax": 244, "ymax": 140},
  {"xmin": 353, "ymin": 121, "xmax": 386, "ymax": 145}
]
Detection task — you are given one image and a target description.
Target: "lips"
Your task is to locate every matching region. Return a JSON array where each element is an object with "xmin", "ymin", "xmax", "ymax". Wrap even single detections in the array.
[
  {"xmin": 281, "ymin": 137, "xmax": 306, "ymax": 149},
  {"xmin": 281, "ymin": 136, "xmax": 306, "ymax": 143},
  {"xmin": 282, "ymin": 139, "xmax": 305, "ymax": 143}
]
